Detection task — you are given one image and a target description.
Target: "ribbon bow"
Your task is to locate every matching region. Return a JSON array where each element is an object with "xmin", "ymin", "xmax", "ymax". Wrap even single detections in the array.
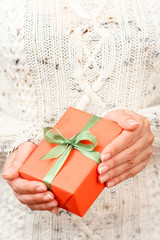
[{"xmin": 40, "ymin": 115, "xmax": 101, "ymax": 190}]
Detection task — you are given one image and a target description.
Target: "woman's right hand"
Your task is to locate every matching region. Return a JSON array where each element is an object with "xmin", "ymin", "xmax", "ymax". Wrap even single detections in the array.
[{"xmin": 1, "ymin": 141, "xmax": 59, "ymax": 213}]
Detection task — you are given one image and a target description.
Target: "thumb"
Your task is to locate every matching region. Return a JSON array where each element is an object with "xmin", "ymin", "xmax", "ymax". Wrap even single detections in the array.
[
  {"xmin": 103, "ymin": 109, "xmax": 140, "ymax": 131},
  {"xmin": 2, "ymin": 141, "xmax": 37, "ymax": 180}
]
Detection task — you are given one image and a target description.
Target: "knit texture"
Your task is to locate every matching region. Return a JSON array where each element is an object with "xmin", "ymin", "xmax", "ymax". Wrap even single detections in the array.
[{"xmin": 0, "ymin": 0, "xmax": 160, "ymax": 239}]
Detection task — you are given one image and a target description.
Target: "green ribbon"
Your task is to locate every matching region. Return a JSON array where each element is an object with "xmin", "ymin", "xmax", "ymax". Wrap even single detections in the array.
[{"xmin": 41, "ymin": 115, "xmax": 101, "ymax": 190}]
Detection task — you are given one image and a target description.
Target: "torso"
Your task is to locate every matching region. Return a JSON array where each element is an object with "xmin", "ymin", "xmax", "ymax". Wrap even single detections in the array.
[{"xmin": 0, "ymin": 1, "xmax": 160, "ymax": 239}]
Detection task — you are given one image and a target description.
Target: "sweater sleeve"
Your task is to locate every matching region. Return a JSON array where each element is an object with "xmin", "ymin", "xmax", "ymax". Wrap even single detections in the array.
[
  {"xmin": 134, "ymin": 105, "xmax": 160, "ymax": 156},
  {"xmin": 0, "ymin": 69, "xmax": 45, "ymax": 156},
  {"xmin": 0, "ymin": 110, "xmax": 45, "ymax": 156}
]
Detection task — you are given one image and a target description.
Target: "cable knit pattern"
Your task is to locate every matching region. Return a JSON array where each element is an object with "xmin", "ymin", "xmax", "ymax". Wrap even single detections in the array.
[{"xmin": 0, "ymin": 0, "xmax": 160, "ymax": 240}]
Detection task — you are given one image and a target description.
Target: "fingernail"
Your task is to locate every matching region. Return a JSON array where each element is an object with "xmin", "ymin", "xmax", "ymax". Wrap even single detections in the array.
[
  {"xmin": 1, "ymin": 167, "xmax": 14, "ymax": 177},
  {"xmin": 101, "ymin": 175, "xmax": 109, "ymax": 183},
  {"xmin": 36, "ymin": 186, "xmax": 47, "ymax": 192},
  {"xmin": 101, "ymin": 153, "xmax": 111, "ymax": 161},
  {"xmin": 126, "ymin": 119, "xmax": 139, "ymax": 126},
  {"xmin": 51, "ymin": 208, "xmax": 58, "ymax": 214},
  {"xmin": 43, "ymin": 194, "xmax": 54, "ymax": 201},
  {"xmin": 99, "ymin": 165, "xmax": 109, "ymax": 174},
  {"xmin": 1, "ymin": 172, "xmax": 9, "ymax": 176},
  {"xmin": 107, "ymin": 182, "xmax": 114, "ymax": 188},
  {"xmin": 3, "ymin": 167, "xmax": 14, "ymax": 175},
  {"xmin": 51, "ymin": 209, "xmax": 56, "ymax": 214},
  {"xmin": 107, "ymin": 182, "xmax": 110, "ymax": 188}
]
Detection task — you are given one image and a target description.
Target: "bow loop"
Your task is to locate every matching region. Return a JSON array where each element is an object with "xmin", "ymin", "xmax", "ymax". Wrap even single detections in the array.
[
  {"xmin": 44, "ymin": 127, "xmax": 69, "ymax": 144},
  {"xmin": 73, "ymin": 130, "xmax": 97, "ymax": 151}
]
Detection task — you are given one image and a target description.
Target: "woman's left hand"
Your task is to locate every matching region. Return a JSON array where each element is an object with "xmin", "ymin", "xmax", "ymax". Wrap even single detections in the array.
[{"xmin": 98, "ymin": 109, "xmax": 154, "ymax": 187}]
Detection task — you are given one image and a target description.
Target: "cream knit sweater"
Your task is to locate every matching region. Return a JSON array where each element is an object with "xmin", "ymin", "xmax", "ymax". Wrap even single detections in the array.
[{"xmin": 0, "ymin": 0, "xmax": 160, "ymax": 239}]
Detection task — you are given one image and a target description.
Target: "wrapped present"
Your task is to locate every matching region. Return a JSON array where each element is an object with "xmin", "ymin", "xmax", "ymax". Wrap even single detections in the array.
[{"xmin": 19, "ymin": 107, "xmax": 123, "ymax": 217}]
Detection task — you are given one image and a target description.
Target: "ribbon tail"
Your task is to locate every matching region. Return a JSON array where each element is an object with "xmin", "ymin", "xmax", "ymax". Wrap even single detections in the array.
[
  {"xmin": 40, "ymin": 144, "xmax": 68, "ymax": 160},
  {"xmin": 79, "ymin": 150, "xmax": 101, "ymax": 164},
  {"xmin": 42, "ymin": 145, "xmax": 73, "ymax": 190}
]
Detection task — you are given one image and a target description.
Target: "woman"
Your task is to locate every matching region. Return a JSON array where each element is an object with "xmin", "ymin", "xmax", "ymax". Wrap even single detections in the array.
[{"xmin": 1, "ymin": 0, "xmax": 160, "ymax": 239}]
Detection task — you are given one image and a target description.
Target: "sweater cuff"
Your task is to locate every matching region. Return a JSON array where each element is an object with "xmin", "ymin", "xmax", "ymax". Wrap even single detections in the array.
[
  {"xmin": 9, "ymin": 119, "xmax": 57, "ymax": 156},
  {"xmin": 7, "ymin": 122, "xmax": 44, "ymax": 156},
  {"xmin": 100, "ymin": 107, "xmax": 131, "ymax": 118},
  {"xmin": 134, "ymin": 106, "xmax": 160, "ymax": 156}
]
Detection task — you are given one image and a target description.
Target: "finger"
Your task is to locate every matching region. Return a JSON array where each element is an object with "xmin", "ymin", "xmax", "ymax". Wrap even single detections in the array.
[
  {"xmin": 100, "ymin": 128, "xmax": 141, "ymax": 162},
  {"xmin": 15, "ymin": 191, "xmax": 55, "ymax": 205},
  {"xmin": 27, "ymin": 200, "xmax": 59, "ymax": 211},
  {"xmin": 98, "ymin": 145, "xmax": 152, "ymax": 183},
  {"xmin": 98, "ymin": 134, "xmax": 149, "ymax": 173},
  {"xmin": 103, "ymin": 109, "xmax": 140, "ymax": 131},
  {"xmin": 8, "ymin": 177, "xmax": 48, "ymax": 194},
  {"xmin": 2, "ymin": 149, "xmax": 18, "ymax": 175},
  {"xmin": 105, "ymin": 159, "xmax": 149, "ymax": 188},
  {"xmin": 50, "ymin": 208, "xmax": 59, "ymax": 214},
  {"xmin": 2, "ymin": 142, "xmax": 37, "ymax": 180}
]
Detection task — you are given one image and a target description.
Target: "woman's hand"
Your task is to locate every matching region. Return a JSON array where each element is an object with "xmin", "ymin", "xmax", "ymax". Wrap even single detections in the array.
[
  {"xmin": 2, "ymin": 141, "xmax": 59, "ymax": 213},
  {"xmin": 98, "ymin": 109, "xmax": 154, "ymax": 187}
]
